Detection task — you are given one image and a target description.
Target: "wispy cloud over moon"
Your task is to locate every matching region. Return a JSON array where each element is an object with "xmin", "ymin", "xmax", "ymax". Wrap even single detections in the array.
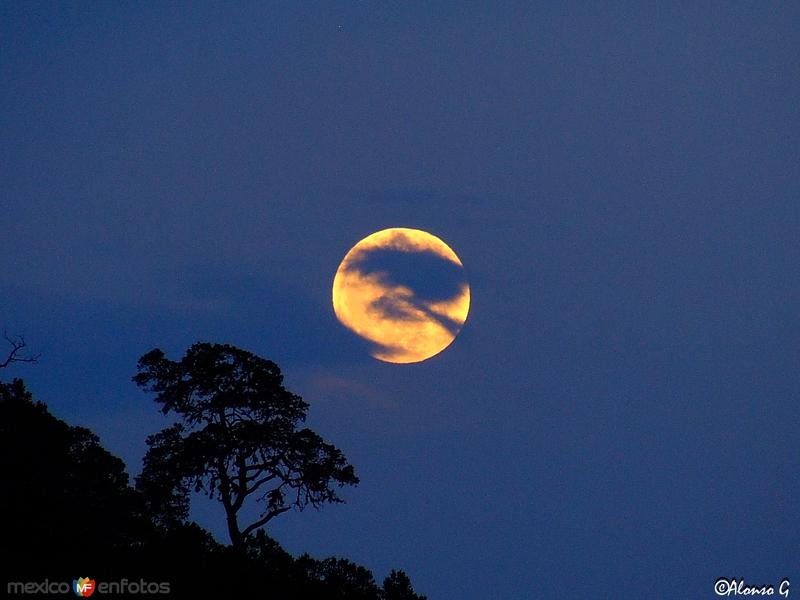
[{"xmin": 332, "ymin": 228, "xmax": 470, "ymax": 363}]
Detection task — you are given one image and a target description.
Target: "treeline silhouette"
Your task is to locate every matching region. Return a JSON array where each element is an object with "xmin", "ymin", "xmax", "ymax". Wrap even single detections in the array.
[{"xmin": 0, "ymin": 341, "xmax": 426, "ymax": 599}]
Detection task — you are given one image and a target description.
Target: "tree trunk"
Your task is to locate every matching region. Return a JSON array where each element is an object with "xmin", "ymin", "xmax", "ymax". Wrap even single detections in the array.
[{"xmin": 226, "ymin": 509, "xmax": 245, "ymax": 553}]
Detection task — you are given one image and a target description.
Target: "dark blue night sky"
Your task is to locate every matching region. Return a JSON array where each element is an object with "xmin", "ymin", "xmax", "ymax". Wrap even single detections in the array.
[{"xmin": 2, "ymin": 3, "xmax": 798, "ymax": 598}]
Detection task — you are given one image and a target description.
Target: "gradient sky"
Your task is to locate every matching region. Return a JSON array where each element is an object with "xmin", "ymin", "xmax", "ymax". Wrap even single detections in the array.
[{"xmin": 2, "ymin": 3, "xmax": 798, "ymax": 598}]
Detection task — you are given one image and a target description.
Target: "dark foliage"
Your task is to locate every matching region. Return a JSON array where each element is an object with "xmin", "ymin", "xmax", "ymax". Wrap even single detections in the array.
[
  {"xmin": 0, "ymin": 378, "xmax": 152, "ymax": 575},
  {"xmin": 0, "ymin": 378, "xmax": 426, "ymax": 599},
  {"xmin": 383, "ymin": 570, "xmax": 428, "ymax": 600},
  {"xmin": 133, "ymin": 343, "xmax": 359, "ymax": 550}
]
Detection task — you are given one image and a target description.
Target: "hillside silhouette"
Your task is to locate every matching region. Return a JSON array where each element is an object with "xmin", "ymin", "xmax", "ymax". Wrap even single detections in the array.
[{"xmin": 0, "ymin": 343, "xmax": 426, "ymax": 600}]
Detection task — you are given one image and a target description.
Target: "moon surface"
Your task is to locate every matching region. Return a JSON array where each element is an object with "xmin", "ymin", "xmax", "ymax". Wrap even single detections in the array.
[{"xmin": 332, "ymin": 228, "xmax": 470, "ymax": 363}]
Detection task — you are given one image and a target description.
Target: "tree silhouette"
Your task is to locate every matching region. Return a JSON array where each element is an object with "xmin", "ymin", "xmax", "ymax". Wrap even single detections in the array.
[
  {"xmin": 135, "ymin": 423, "xmax": 191, "ymax": 529},
  {"xmin": 297, "ymin": 555, "xmax": 381, "ymax": 600},
  {"xmin": 0, "ymin": 331, "xmax": 39, "ymax": 371},
  {"xmin": 133, "ymin": 343, "xmax": 359, "ymax": 551},
  {"xmin": 1, "ymin": 375, "xmax": 426, "ymax": 598},
  {"xmin": 0, "ymin": 378, "xmax": 151, "ymax": 572},
  {"xmin": 382, "ymin": 570, "xmax": 428, "ymax": 600}
]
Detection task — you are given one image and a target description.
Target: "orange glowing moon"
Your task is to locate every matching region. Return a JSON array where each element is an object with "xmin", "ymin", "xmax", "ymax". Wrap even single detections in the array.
[{"xmin": 332, "ymin": 228, "xmax": 470, "ymax": 363}]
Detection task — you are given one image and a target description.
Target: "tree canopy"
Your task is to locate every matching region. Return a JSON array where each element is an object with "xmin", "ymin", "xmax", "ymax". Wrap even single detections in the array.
[
  {"xmin": 0, "ymin": 376, "xmax": 426, "ymax": 599},
  {"xmin": 0, "ymin": 336, "xmax": 426, "ymax": 599},
  {"xmin": 133, "ymin": 342, "xmax": 359, "ymax": 550}
]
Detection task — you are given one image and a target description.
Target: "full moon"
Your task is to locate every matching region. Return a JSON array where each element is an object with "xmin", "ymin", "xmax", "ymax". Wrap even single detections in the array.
[{"xmin": 332, "ymin": 228, "xmax": 471, "ymax": 364}]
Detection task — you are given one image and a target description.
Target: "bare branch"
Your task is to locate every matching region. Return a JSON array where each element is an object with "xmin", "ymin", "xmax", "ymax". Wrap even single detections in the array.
[{"xmin": 0, "ymin": 332, "xmax": 40, "ymax": 369}]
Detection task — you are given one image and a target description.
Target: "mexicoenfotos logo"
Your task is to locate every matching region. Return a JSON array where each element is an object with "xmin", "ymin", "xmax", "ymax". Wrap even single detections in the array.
[
  {"xmin": 73, "ymin": 577, "xmax": 96, "ymax": 597},
  {"xmin": 7, "ymin": 577, "xmax": 170, "ymax": 595}
]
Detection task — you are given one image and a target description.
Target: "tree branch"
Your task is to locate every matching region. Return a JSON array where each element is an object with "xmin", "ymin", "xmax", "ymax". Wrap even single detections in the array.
[
  {"xmin": 244, "ymin": 460, "xmax": 281, "ymax": 473},
  {"xmin": 232, "ymin": 452, "xmax": 249, "ymax": 512},
  {"xmin": 241, "ymin": 506, "xmax": 292, "ymax": 537},
  {"xmin": 0, "ymin": 332, "xmax": 40, "ymax": 369},
  {"xmin": 245, "ymin": 473, "xmax": 278, "ymax": 495}
]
